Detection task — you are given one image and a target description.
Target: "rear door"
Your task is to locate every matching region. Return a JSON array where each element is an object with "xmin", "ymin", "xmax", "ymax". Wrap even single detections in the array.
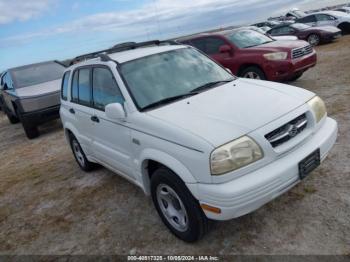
[
  {"xmin": 297, "ymin": 15, "xmax": 317, "ymax": 26},
  {"xmin": 69, "ymin": 67, "xmax": 95, "ymax": 156},
  {"xmin": 315, "ymin": 14, "xmax": 338, "ymax": 27},
  {"xmin": 90, "ymin": 66, "xmax": 134, "ymax": 178}
]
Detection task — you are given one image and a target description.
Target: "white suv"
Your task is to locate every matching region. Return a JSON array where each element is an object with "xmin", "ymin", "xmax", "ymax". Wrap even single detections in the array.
[{"xmin": 60, "ymin": 41, "xmax": 338, "ymax": 242}]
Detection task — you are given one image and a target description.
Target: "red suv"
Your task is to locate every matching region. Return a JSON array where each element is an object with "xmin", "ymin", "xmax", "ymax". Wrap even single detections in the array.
[{"xmin": 179, "ymin": 29, "xmax": 317, "ymax": 81}]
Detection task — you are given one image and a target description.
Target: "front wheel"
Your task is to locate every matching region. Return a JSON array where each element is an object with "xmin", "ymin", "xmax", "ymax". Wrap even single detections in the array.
[
  {"xmin": 151, "ymin": 167, "xmax": 209, "ymax": 242},
  {"xmin": 22, "ymin": 123, "xmax": 39, "ymax": 139},
  {"xmin": 240, "ymin": 66, "xmax": 266, "ymax": 80},
  {"xmin": 307, "ymin": 34, "xmax": 320, "ymax": 46},
  {"xmin": 6, "ymin": 111, "xmax": 19, "ymax": 124}
]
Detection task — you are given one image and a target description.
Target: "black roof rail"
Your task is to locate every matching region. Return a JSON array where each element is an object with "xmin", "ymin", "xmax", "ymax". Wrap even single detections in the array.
[{"xmin": 69, "ymin": 40, "xmax": 179, "ymax": 66}]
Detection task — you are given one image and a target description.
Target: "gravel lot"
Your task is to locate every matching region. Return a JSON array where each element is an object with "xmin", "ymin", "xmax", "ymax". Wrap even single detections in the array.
[{"xmin": 0, "ymin": 36, "xmax": 349, "ymax": 255}]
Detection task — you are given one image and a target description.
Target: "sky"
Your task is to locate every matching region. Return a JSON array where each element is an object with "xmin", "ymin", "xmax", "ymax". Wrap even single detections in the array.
[{"xmin": 0, "ymin": 0, "xmax": 348, "ymax": 71}]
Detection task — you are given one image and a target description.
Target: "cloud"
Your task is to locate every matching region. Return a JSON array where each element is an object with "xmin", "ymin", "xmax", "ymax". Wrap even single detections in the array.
[{"xmin": 0, "ymin": 0, "xmax": 53, "ymax": 24}]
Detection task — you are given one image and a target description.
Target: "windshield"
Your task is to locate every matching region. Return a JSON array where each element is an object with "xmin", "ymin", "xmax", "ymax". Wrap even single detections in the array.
[
  {"xmin": 291, "ymin": 23, "xmax": 310, "ymax": 30},
  {"xmin": 120, "ymin": 48, "xmax": 234, "ymax": 110},
  {"xmin": 227, "ymin": 30, "xmax": 273, "ymax": 48},
  {"xmin": 12, "ymin": 62, "xmax": 65, "ymax": 88}
]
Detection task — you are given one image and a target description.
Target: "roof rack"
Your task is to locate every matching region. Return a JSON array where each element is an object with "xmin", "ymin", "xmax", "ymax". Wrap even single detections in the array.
[{"xmin": 70, "ymin": 40, "xmax": 179, "ymax": 66}]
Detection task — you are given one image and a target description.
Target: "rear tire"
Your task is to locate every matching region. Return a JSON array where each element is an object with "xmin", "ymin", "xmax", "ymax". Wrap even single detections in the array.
[
  {"xmin": 22, "ymin": 123, "xmax": 39, "ymax": 139},
  {"xmin": 307, "ymin": 34, "xmax": 320, "ymax": 46},
  {"xmin": 240, "ymin": 66, "xmax": 266, "ymax": 80},
  {"xmin": 6, "ymin": 111, "xmax": 19, "ymax": 124},
  {"xmin": 151, "ymin": 167, "xmax": 209, "ymax": 242},
  {"xmin": 338, "ymin": 23, "xmax": 350, "ymax": 35},
  {"xmin": 69, "ymin": 134, "xmax": 95, "ymax": 172}
]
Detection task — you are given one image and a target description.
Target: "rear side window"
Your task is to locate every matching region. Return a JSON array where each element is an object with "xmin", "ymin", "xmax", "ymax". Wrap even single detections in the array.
[
  {"xmin": 71, "ymin": 68, "xmax": 91, "ymax": 105},
  {"xmin": 315, "ymin": 14, "xmax": 335, "ymax": 21},
  {"xmin": 297, "ymin": 15, "xmax": 316, "ymax": 23},
  {"xmin": 61, "ymin": 71, "xmax": 70, "ymax": 101},
  {"xmin": 191, "ymin": 37, "xmax": 226, "ymax": 55},
  {"xmin": 92, "ymin": 67, "xmax": 124, "ymax": 111},
  {"xmin": 78, "ymin": 69, "xmax": 91, "ymax": 106}
]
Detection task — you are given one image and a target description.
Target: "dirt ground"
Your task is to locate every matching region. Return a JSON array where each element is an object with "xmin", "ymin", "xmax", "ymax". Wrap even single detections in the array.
[{"xmin": 0, "ymin": 36, "xmax": 349, "ymax": 256}]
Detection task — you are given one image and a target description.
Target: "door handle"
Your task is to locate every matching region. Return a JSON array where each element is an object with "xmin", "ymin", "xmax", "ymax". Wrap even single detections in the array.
[
  {"xmin": 69, "ymin": 108, "xmax": 75, "ymax": 114},
  {"xmin": 91, "ymin": 115, "xmax": 100, "ymax": 123}
]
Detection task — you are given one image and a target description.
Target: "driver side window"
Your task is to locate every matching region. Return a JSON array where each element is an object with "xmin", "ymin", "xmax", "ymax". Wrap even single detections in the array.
[{"xmin": 92, "ymin": 67, "xmax": 124, "ymax": 111}]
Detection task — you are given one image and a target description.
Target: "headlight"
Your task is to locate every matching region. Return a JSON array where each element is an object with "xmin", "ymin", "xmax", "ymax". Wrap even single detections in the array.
[
  {"xmin": 307, "ymin": 96, "xmax": 327, "ymax": 123},
  {"xmin": 210, "ymin": 136, "xmax": 263, "ymax": 175},
  {"xmin": 263, "ymin": 52, "xmax": 288, "ymax": 61}
]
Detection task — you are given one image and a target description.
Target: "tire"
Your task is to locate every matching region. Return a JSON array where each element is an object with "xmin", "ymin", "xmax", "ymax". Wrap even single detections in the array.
[
  {"xmin": 338, "ymin": 23, "xmax": 350, "ymax": 35},
  {"xmin": 69, "ymin": 134, "xmax": 95, "ymax": 172},
  {"xmin": 288, "ymin": 72, "xmax": 303, "ymax": 82},
  {"xmin": 307, "ymin": 34, "xmax": 320, "ymax": 46},
  {"xmin": 240, "ymin": 66, "xmax": 266, "ymax": 80},
  {"xmin": 151, "ymin": 167, "xmax": 209, "ymax": 242},
  {"xmin": 22, "ymin": 122, "xmax": 39, "ymax": 139},
  {"xmin": 6, "ymin": 111, "xmax": 20, "ymax": 124}
]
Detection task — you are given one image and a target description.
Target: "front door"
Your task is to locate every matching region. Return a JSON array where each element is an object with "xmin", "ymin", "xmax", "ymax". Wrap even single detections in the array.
[{"xmin": 90, "ymin": 66, "xmax": 134, "ymax": 178}]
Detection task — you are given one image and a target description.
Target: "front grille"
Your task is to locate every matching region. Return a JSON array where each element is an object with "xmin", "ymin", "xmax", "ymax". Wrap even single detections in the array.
[
  {"xmin": 292, "ymin": 45, "xmax": 313, "ymax": 59},
  {"xmin": 265, "ymin": 114, "xmax": 307, "ymax": 148}
]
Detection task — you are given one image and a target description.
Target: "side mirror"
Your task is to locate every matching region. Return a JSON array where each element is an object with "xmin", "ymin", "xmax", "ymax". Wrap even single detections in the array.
[
  {"xmin": 219, "ymin": 45, "xmax": 232, "ymax": 54},
  {"xmin": 105, "ymin": 103, "xmax": 126, "ymax": 120},
  {"xmin": 3, "ymin": 84, "xmax": 8, "ymax": 90}
]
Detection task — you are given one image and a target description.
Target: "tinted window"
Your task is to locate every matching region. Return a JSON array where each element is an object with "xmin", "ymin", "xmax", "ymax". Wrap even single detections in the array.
[
  {"xmin": 297, "ymin": 15, "xmax": 316, "ymax": 23},
  {"xmin": 227, "ymin": 30, "xmax": 273, "ymax": 48},
  {"xmin": 61, "ymin": 71, "xmax": 70, "ymax": 101},
  {"xmin": 204, "ymin": 38, "xmax": 226, "ymax": 54},
  {"xmin": 120, "ymin": 48, "xmax": 234, "ymax": 110},
  {"xmin": 78, "ymin": 69, "xmax": 91, "ymax": 105},
  {"xmin": 11, "ymin": 62, "xmax": 65, "ymax": 88},
  {"xmin": 316, "ymin": 14, "xmax": 335, "ymax": 21},
  {"xmin": 92, "ymin": 67, "xmax": 124, "ymax": 110},
  {"xmin": 190, "ymin": 37, "xmax": 226, "ymax": 55},
  {"xmin": 71, "ymin": 71, "xmax": 79, "ymax": 102},
  {"xmin": 271, "ymin": 26, "xmax": 295, "ymax": 35}
]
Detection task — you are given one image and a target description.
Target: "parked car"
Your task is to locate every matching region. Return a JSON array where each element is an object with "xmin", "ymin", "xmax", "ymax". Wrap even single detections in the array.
[
  {"xmin": 296, "ymin": 11, "xmax": 350, "ymax": 34},
  {"xmin": 1, "ymin": 61, "xmax": 65, "ymax": 138},
  {"xmin": 178, "ymin": 29, "xmax": 317, "ymax": 81},
  {"xmin": 334, "ymin": 7, "xmax": 350, "ymax": 14},
  {"xmin": 242, "ymin": 26, "xmax": 298, "ymax": 41},
  {"xmin": 0, "ymin": 72, "xmax": 5, "ymax": 111},
  {"xmin": 267, "ymin": 23, "xmax": 342, "ymax": 46},
  {"xmin": 286, "ymin": 8, "xmax": 307, "ymax": 20},
  {"xmin": 60, "ymin": 40, "xmax": 337, "ymax": 242},
  {"xmin": 252, "ymin": 20, "xmax": 281, "ymax": 28}
]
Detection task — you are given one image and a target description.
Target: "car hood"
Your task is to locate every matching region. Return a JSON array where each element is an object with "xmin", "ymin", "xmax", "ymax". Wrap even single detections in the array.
[
  {"xmin": 272, "ymin": 35, "xmax": 298, "ymax": 41},
  {"xmin": 15, "ymin": 79, "xmax": 61, "ymax": 98},
  {"xmin": 146, "ymin": 78, "xmax": 315, "ymax": 147},
  {"xmin": 253, "ymin": 39, "xmax": 309, "ymax": 51}
]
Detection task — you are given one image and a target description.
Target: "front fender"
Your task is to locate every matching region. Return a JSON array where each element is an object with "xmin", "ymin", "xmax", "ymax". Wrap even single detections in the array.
[{"xmin": 139, "ymin": 148, "xmax": 197, "ymax": 195}]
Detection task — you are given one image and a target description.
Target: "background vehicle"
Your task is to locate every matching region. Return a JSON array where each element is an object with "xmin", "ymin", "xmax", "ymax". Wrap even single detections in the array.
[
  {"xmin": 0, "ymin": 72, "xmax": 5, "ymax": 111},
  {"xmin": 267, "ymin": 23, "xmax": 342, "ymax": 46},
  {"xmin": 179, "ymin": 29, "xmax": 317, "ymax": 81},
  {"xmin": 286, "ymin": 8, "xmax": 307, "ymax": 19},
  {"xmin": 334, "ymin": 7, "xmax": 350, "ymax": 14},
  {"xmin": 242, "ymin": 26, "xmax": 298, "ymax": 41},
  {"xmin": 1, "ymin": 61, "xmax": 65, "ymax": 138},
  {"xmin": 296, "ymin": 11, "xmax": 350, "ymax": 34},
  {"xmin": 252, "ymin": 20, "xmax": 281, "ymax": 28},
  {"xmin": 60, "ymin": 41, "xmax": 337, "ymax": 242}
]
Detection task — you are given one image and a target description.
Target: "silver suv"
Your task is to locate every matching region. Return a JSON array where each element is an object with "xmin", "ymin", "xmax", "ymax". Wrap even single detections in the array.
[{"xmin": 0, "ymin": 61, "xmax": 66, "ymax": 138}]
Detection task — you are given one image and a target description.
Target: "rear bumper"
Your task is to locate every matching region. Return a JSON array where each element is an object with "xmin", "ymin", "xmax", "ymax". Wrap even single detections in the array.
[
  {"xmin": 194, "ymin": 117, "xmax": 337, "ymax": 221},
  {"xmin": 264, "ymin": 51, "xmax": 317, "ymax": 81}
]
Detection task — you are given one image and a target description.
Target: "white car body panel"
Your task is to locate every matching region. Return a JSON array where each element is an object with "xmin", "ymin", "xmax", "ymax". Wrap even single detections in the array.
[
  {"xmin": 272, "ymin": 35, "xmax": 298, "ymax": 41},
  {"xmin": 60, "ymin": 44, "xmax": 338, "ymax": 221}
]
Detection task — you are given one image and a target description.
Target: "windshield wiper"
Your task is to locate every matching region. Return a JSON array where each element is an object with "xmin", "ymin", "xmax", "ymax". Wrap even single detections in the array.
[
  {"xmin": 190, "ymin": 79, "xmax": 234, "ymax": 93},
  {"xmin": 141, "ymin": 93, "xmax": 198, "ymax": 111}
]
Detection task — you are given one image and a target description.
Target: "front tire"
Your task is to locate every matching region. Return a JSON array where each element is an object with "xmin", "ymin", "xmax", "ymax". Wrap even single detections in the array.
[
  {"xmin": 151, "ymin": 167, "xmax": 209, "ymax": 242},
  {"xmin": 22, "ymin": 123, "xmax": 39, "ymax": 139},
  {"xmin": 288, "ymin": 72, "xmax": 303, "ymax": 82},
  {"xmin": 69, "ymin": 134, "xmax": 95, "ymax": 172},
  {"xmin": 240, "ymin": 66, "xmax": 266, "ymax": 80}
]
